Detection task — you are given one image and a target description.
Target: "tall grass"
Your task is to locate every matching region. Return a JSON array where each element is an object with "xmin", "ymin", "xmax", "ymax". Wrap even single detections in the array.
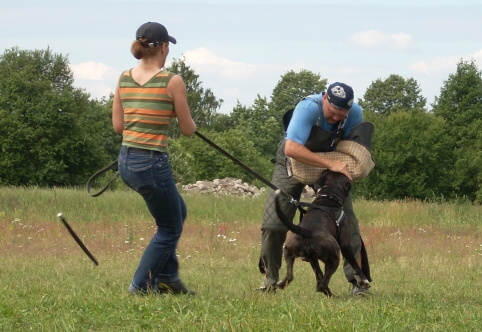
[{"xmin": 1, "ymin": 187, "xmax": 481, "ymax": 331}]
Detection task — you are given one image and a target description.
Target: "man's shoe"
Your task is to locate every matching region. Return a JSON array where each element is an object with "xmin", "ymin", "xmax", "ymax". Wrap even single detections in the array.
[
  {"xmin": 158, "ymin": 281, "xmax": 196, "ymax": 295},
  {"xmin": 352, "ymin": 283, "xmax": 371, "ymax": 297}
]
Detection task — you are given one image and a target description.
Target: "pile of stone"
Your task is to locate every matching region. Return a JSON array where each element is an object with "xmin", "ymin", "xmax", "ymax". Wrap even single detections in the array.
[
  {"xmin": 181, "ymin": 178, "xmax": 265, "ymax": 197},
  {"xmin": 181, "ymin": 177, "xmax": 315, "ymax": 198}
]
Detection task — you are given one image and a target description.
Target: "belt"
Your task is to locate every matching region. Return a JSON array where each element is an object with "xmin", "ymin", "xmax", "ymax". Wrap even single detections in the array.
[{"xmin": 123, "ymin": 146, "xmax": 164, "ymax": 156}]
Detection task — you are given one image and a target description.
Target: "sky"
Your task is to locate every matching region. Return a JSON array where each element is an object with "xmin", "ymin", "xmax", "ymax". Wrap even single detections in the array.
[{"xmin": 1, "ymin": 0, "xmax": 481, "ymax": 114}]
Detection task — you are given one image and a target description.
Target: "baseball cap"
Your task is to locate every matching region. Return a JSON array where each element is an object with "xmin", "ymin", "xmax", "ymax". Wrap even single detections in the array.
[
  {"xmin": 136, "ymin": 22, "xmax": 177, "ymax": 47},
  {"xmin": 326, "ymin": 82, "xmax": 354, "ymax": 110}
]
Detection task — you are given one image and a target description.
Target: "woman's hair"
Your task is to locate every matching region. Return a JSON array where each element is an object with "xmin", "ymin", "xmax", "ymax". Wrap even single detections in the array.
[{"xmin": 131, "ymin": 38, "xmax": 162, "ymax": 60}]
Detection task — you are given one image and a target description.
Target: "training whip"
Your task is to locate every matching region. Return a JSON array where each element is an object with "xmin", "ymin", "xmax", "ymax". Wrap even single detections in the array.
[{"xmin": 57, "ymin": 213, "xmax": 99, "ymax": 266}]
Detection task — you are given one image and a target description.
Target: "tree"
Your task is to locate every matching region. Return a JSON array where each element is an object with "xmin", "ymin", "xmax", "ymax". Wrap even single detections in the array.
[
  {"xmin": 432, "ymin": 60, "xmax": 482, "ymax": 128},
  {"xmin": 354, "ymin": 109, "xmax": 453, "ymax": 200},
  {"xmin": 167, "ymin": 56, "xmax": 223, "ymax": 137},
  {"xmin": 209, "ymin": 112, "xmax": 236, "ymax": 133},
  {"xmin": 169, "ymin": 129, "xmax": 273, "ymax": 185},
  {"xmin": 269, "ymin": 69, "xmax": 328, "ymax": 120},
  {"xmin": 432, "ymin": 60, "xmax": 482, "ymax": 202},
  {"xmin": 359, "ymin": 74, "xmax": 427, "ymax": 116},
  {"xmin": 229, "ymin": 96, "xmax": 280, "ymax": 157},
  {"xmin": 0, "ymin": 47, "xmax": 118, "ymax": 186},
  {"xmin": 167, "ymin": 136, "xmax": 198, "ymax": 185}
]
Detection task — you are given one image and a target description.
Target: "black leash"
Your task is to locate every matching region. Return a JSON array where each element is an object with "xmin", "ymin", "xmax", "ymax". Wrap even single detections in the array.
[
  {"xmin": 86, "ymin": 131, "xmax": 297, "ymax": 203},
  {"xmin": 194, "ymin": 131, "xmax": 295, "ymax": 201},
  {"xmin": 86, "ymin": 159, "xmax": 118, "ymax": 197}
]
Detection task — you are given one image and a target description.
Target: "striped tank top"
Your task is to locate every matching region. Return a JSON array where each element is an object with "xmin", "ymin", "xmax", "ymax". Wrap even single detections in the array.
[{"xmin": 118, "ymin": 69, "xmax": 175, "ymax": 152}]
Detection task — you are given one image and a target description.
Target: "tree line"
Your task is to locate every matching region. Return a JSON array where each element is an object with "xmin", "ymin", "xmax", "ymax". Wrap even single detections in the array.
[{"xmin": 0, "ymin": 47, "xmax": 481, "ymax": 203}]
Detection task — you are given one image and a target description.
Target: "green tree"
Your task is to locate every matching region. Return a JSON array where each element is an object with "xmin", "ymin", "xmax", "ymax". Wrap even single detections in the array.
[
  {"xmin": 169, "ymin": 129, "xmax": 272, "ymax": 185},
  {"xmin": 87, "ymin": 94, "xmax": 122, "ymax": 162},
  {"xmin": 167, "ymin": 136, "xmax": 198, "ymax": 185},
  {"xmin": 229, "ymin": 96, "xmax": 281, "ymax": 157},
  {"xmin": 0, "ymin": 47, "xmax": 117, "ymax": 187},
  {"xmin": 432, "ymin": 59, "xmax": 482, "ymax": 202},
  {"xmin": 269, "ymin": 69, "xmax": 328, "ymax": 120},
  {"xmin": 359, "ymin": 74, "xmax": 427, "ymax": 116},
  {"xmin": 354, "ymin": 109, "xmax": 453, "ymax": 200},
  {"xmin": 167, "ymin": 56, "xmax": 223, "ymax": 137},
  {"xmin": 209, "ymin": 112, "xmax": 236, "ymax": 133},
  {"xmin": 229, "ymin": 102, "xmax": 251, "ymax": 129}
]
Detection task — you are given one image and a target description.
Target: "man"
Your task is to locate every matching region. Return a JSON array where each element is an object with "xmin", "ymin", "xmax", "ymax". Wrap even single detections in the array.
[{"xmin": 258, "ymin": 82, "xmax": 371, "ymax": 296}]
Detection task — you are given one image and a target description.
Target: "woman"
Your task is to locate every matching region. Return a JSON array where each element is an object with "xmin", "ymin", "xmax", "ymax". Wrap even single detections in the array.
[{"xmin": 112, "ymin": 22, "xmax": 197, "ymax": 295}]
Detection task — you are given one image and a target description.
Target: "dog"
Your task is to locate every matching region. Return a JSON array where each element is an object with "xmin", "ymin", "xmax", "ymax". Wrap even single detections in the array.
[{"xmin": 275, "ymin": 170, "xmax": 370, "ymax": 297}]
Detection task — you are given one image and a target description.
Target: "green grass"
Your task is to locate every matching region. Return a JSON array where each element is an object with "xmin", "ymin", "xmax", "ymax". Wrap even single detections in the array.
[{"xmin": 1, "ymin": 187, "xmax": 481, "ymax": 331}]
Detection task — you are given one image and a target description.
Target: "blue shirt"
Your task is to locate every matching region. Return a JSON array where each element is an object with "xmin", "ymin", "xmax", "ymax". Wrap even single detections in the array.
[{"xmin": 285, "ymin": 93, "xmax": 363, "ymax": 145}]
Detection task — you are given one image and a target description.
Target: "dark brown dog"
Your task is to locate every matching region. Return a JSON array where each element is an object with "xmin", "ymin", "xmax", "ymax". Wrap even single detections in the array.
[{"xmin": 275, "ymin": 170, "xmax": 370, "ymax": 296}]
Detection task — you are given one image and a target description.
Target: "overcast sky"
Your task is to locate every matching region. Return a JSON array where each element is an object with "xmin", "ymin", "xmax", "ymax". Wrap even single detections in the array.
[{"xmin": 1, "ymin": 0, "xmax": 481, "ymax": 113}]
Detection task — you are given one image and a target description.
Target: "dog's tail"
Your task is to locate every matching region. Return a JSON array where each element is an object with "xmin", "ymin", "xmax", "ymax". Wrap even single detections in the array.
[{"xmin": 274, "ymin": 190, "xmax": 312, "ymax": 238}]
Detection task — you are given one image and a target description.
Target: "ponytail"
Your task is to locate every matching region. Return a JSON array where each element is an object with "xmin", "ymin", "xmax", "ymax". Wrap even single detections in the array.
[
  {"xmin": 130, "ymin": 38, "xmax": 161, "ymax": 60},
  {"xmin": 131, "ymin": 40, "xmax": 144, "ymax": 60}
]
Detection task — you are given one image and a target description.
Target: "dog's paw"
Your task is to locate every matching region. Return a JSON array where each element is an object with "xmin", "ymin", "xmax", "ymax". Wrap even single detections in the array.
[
  {"xmin": 316, "ymin": 286, "xmax": 334, "ymax": 297},
  {"xmin": 354, "ymin": 275, "xmax": 370, "ymax": 288},
  {"xmin": 275, "ymin": 281, "xmax": 287, "ymax": 289}
]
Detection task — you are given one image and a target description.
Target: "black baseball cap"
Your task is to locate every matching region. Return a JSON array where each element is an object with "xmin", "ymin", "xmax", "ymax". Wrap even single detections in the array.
[
  {"xmin": 326, "ymin": 82, "xmax": 354, "ymax": 110},
  {"xmin": 136, "ymin": 22, "xmax": 177, "ymax": 47}
]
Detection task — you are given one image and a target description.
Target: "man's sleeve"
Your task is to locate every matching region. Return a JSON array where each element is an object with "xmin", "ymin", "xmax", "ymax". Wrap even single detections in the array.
[{"xmin": 285, "ymin": 99, "xmax": 320, "ymax": 145}]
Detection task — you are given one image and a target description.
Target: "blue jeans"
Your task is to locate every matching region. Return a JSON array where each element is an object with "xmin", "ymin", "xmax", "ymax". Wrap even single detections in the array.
[{"xmin": 118, "ymin": 146, "xmax": 186, "ymax": 293}]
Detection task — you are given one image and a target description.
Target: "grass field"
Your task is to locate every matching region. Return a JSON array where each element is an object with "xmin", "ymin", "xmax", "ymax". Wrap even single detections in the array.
[{"xmin": 1, "ymin": 187, "xmax": 481, "ymax": 331}]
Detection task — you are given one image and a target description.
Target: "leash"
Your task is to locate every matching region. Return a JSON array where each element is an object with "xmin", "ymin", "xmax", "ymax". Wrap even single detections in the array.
[
  {"xmin": 292, "ymin": 197, "xmax": 346, "ymax": 242},
  {"xmin": 194, "ymin": 131, "xmax": 296, "ymax": 202},
  {"xmin": 86, "ymin": 159, "xmax": 119, "ymax": 197},
  {"xmin": 292, "ymin": 191, "xmax": 345, "ymax": 226},
  {"xmin": 85, "ymin": 131, "xmax": 298, "ymax": 204}
]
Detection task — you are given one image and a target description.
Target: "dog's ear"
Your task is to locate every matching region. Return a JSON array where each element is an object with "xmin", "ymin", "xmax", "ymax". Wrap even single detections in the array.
[
  {"xmin": 314, "ymin": 170, "xmax": 331, "ymax": 192},
  {"xmin": 313, "ymin": 177, "xmax": 325, "ymax": 193}
]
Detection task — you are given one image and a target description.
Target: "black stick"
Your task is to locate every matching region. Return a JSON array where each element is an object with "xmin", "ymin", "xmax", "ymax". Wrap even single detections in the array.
[{"xmin": 57, "ymin": 213, "xmax": 99, "ymax": 266}]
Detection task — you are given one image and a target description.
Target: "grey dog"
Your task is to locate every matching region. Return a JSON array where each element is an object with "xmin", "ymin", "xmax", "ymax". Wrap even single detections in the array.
[{"xmin": 275, "ymin": 170, "xmax": 371, "ymax": 297}]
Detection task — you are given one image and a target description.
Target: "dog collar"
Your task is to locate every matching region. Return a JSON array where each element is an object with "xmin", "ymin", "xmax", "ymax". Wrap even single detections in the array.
[
  {"xmin": 316, "ymin": 193, "xmax": 343, "ymax": 208},
  {"xmin": 335, "ymin": 210, "xmax": 345, "ymax": 227}
]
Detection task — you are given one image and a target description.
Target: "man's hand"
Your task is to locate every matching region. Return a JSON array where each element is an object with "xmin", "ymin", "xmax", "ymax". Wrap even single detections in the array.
[{"xmin": 326, "ymin": 159, "xmax": 353, "ymax": 181}]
